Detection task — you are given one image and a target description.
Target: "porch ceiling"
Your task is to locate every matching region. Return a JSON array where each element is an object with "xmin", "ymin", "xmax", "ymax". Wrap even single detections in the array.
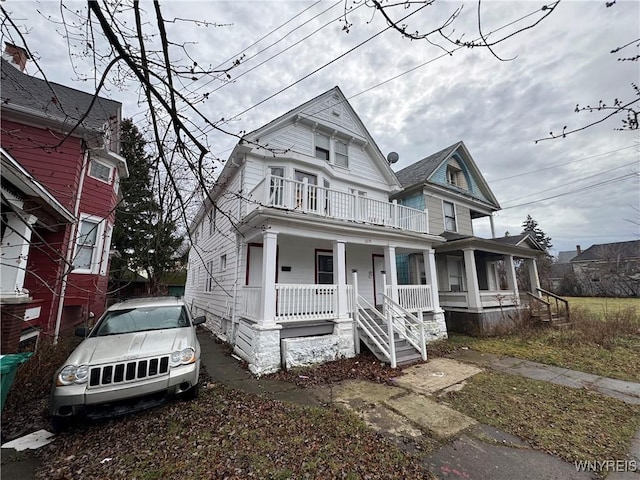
[{"xmin": 239, "ymin": 208, "xmax": 445, "ymax": 250}]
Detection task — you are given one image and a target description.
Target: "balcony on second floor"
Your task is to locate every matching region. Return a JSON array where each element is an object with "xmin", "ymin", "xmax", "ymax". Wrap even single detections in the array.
[{"xmin": 248, "ymin": 174, "xmax": 429, "ymax": 234}]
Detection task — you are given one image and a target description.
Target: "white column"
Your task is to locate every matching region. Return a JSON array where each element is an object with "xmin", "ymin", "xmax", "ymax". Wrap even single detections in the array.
[
  {"xmin": 1, "ymin": 211, "xmax": 37, "ymax": 297},
  {"xmin": 526, "ymin": 257, "xmax": 540, "ymax": 295},
  {"xmin": 463, "ymin": 248, "xmax": 481, "ymax": 310},
  {"xmin": 490, "ymin": 214, "xmax": 496, "ymax": 239},
  {"xmin": 260, "ymin": 231, "xmax": 278, "ymax": 325},
  {"xmin": 504, "ymin": 254, "xmax": 520, "ymax": 304},
  {"xmin": 384, "ymin": 245, "xmax": 398, "ymax": 302},
  {"xmin": 422, "ymin": 248, "xmax": 442, "ymax": 312},
  {"xmin": 333, "ymin": 240, "xmax": 347, "ymax": 319}
]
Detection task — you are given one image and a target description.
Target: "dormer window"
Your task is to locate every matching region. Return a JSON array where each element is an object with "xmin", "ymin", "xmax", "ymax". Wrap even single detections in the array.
[{"xmin": 315, "ymin": 132, "xmax": 330, "ymax": 161}]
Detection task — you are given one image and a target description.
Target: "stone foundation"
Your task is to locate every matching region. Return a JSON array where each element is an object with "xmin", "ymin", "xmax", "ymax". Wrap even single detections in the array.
[
  {"xmin": 247, "ymin": 324, "xmax": 282, "ymax": 376},
  {"xmin": 444, "ymin": 307, "xmax": 526, "ymax": 337},
  {"xmin": 423, "ymin": 310, "xmax": 448, "ymax": 342},
  {"xmin": 333, "ymin": 317, "xmax": 356, "ymax": 359},
  {"xmin": 281, "ymin": 334, "xmax": 343, "ymax": 370}
]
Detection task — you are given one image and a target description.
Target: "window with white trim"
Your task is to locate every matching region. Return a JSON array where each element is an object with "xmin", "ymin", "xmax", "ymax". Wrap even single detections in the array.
[
  {"xmin": 316, "ymin": 251, "xmax": 334, "ymax": 284},
  {"xmin": 443, "ymin": 201, "xmax": 457, "ymax": 232},
  {"xmin": 89, "ymin": 160, "xmax": 113, "ymax": 183},
  {"xmin": 315, "ymin": 132, "xmax": 330, "ymax": 161},
  {"xmin": 220, "ymin": 254, "xmax": 227, "ymax": 270},
  {"xmin": 335, "ymin": 140, "xmax": 349, "ymax": 168},
  {"xmin": 208, "ymin": 209, "xmax": 216, "ymax": 237},
  {"xmin": 205, "ymin": 260, "xmax": 214, "ymax": 292},
  {"xmin": 72, "ymin": 215, "xmax": 105, "ymax": 273}
]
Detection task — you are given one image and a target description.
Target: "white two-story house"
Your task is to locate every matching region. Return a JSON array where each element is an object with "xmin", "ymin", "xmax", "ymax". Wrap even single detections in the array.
[
  {"xmin": 184, "ymin": 87, "xmax": 447, "ymax": 375},
  {"xmin": 393, "ymin": 142, "xmax": 545, "ymax": 336}
]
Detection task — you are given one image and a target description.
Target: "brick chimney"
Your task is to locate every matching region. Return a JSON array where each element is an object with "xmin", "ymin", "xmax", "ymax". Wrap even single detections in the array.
[
  {"xmin": 576, "ymin": 245, "xmax": 581, "ymax": 255},
  {"xmin": 3, "ymin": 42, "xmax": 30, "ymax": 72}
]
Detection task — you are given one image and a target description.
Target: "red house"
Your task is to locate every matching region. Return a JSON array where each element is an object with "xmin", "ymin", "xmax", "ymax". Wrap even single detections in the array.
[{"xmin": 0, "ymin": 44, "xmax": 128, "ymax": 352}]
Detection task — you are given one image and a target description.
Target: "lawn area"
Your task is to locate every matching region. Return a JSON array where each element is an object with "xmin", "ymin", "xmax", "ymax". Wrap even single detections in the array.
[
  {"xmin": 430, "ymin": 301, "xmax": 640, "ymax": 382},
  {"xmin": 566, "ymin": 296, "xmax": 639, "ymax": 317},
  {"xmin": 35, "ymin": 382, "xmax": 432, "ymax": 480},
  {"xmin": 444, "ymin": 371, "xmax": 640, "ymax": 464}
]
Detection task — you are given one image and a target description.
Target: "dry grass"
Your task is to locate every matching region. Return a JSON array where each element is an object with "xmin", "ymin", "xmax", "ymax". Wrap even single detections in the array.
[
  {"xmin": 445, "ymin": 371, "xmax": 640, "ymax": 464},
  {"xmin": 566, "ymin": 296, "xmax": 640, "ymax": 317},
  {"xmin": 430, "ymin": 306, "xmax": 640, "ymax": 381}
]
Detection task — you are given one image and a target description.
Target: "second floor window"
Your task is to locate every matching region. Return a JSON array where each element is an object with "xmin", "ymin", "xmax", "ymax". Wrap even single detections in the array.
[
  {"xmin": 205, "ymin": 260, "xmax": 214, "ymax": 292},
  {"xmin": 89, "ymin": 160, "xmax": 112, "ymax": 183},
  {"xmin": 315, "ymin": 132, "xmax": 330, "ymax": 161},
  {"xmin": 335, "ymin": 140, "xmax": 349, "ymax": 168},
  {"xmin": 73, "ymin": 216, "xmax": 104, "ymax": 273},
  {"xmin": 444, "ymin": 201, "xmax": 457, "ymax": 232}
]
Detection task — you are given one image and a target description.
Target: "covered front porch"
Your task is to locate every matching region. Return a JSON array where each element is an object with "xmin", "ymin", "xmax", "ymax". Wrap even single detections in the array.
[
  {"xmin": 433, "ymin": 234, "xmax": 544, "ymax": 336},
  {"xmin": 232, "ymin": 210, "xmax": 445, "ymax": 374}
]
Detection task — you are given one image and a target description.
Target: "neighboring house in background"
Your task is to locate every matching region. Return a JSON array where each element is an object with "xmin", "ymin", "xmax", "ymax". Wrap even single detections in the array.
[
  {"xmin": 0, "ymin": 44, "xmax": 128, "ymax": 352},
  {"xmin": 392, "ymin": 142, "xmax": 544, "ymax": 336},
  {"xmin": 550, "ymin": 247, "xmax": 580, "ymax": 293},
  {"xmin": 184, "ymin": 86, "xmax": 448, "ymax": 375},
  {"xmin": 569, "ymin": 240, "xmax": 640, "ymax": 297}
]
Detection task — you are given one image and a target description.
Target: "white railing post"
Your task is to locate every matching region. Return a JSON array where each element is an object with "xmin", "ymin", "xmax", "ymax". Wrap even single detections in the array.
[
  {"xmin": 392, "ymin": 199, "xmax": 399, "ymax": 229},
  {"xmin": 301, "ymin": 178, "xmax": 308, "ymax": 211},
  {"xmin": 418, "ymin": 310, "xmax": 427, "ymax": 361},
  {"xmin": 265, "ymin": 172, "xmax": 272, "ymax": 205},
  {"xmin": 352, "ymin": 270, "xmax": 360, "ymax": 355}
]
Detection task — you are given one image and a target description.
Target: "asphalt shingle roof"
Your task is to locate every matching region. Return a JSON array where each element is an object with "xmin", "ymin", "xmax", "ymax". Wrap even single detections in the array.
[
  {"xmin": 394, "ymin": 141, "xmax": 461, "ymax": 188},
  {"xmin": 571, "ymin": 240, "xmax": 640, "ymax": 262},
  {"xmin": 1, "ymin": 58, "xmax": 120, "ymax": 133}
]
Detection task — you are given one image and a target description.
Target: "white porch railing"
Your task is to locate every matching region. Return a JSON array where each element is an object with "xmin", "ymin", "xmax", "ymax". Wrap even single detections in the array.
[
  {"xmin": 479, "ymin": 290, "xmax": 519, "ymax": 307},
  {"xmin": 250, "ymin": 174, "xmax": 429, "ymax": 234},
  {"xmin": 386, "ymin": 285, "xmax": 434, "ymax": 313},
  {"xmin": 439, "ymin": 290, "xmax": 519, "ymax": 308},
  {"xmin": 275, "ymin": 284, "xmax": 336, "ymax": 322},
  {"xmin": 242, "ymin": 286, "xmax": 262, "ymax": 321},
  {"xmin": 382, "ymin": 294, "xmax": 427, "ymax": 362}
]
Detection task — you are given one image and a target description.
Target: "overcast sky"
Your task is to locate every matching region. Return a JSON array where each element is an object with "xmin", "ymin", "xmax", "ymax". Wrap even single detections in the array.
[{"xmin": 4, "ymin": 0, "xmax": 639, "ymax": 255}]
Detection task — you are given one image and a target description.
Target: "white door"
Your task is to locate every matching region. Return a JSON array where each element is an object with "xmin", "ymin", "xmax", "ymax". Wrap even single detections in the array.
[
  {"xmin": 373, "ymin": 255, "xmax": 385, "ymax": 305},
  {"xmin": 247, "ymin": 245, "xmax": 263, "ymax": 286}
]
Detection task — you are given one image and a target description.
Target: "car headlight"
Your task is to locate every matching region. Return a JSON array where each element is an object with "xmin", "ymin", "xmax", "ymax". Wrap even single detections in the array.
[
  {"xmin": 57, "ymin": 365, "xmax": 89, "ymax": 386},
  {"xmin": 170, "ymin": 347, "xmax": 196, "ymax": 366}
]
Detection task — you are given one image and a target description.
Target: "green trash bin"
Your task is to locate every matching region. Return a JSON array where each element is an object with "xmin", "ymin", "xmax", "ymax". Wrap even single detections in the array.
[{"xmin": 0, "ymin": 352, "xmax": 34, "ymax": 413}]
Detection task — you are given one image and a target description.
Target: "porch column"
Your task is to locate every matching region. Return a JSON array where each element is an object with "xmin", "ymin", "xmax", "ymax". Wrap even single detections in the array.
[
  {"xmin": 333, "ymin": 240, "xmax": 348, "ymax": 319},
  {"xmin": 0, "ymin": 210, "xmax": 37, "ymax": 297},
  {"xmin": 463, "ymin": 248, "xmax": 481, "ymax": 310},
  {"xmin": 526, "ymin": 257, "xmax": 541, "ymax": 296},
  {"xmin": 422, "ymin": 248, "xmax": 442, "ymax": 312},
  {"xmin": 490, "ymin": 214, "xmax": 496, "ymax": 239},
  {"xmin": 260, "ymin": 231, "xmax": 278, "ymax": 325},
  {"xmin": 504, "ymin": 254, "xmax": 520, "ymax": 305},
  {"xmin": 384, "ymin": 244, "xmax": 398, "ymax": 302}
]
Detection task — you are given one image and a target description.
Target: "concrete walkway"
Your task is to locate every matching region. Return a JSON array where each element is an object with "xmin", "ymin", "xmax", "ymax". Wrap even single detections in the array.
[{"xmin": 447, "ymin": 349, "xmax": 640, "ymax": 405}]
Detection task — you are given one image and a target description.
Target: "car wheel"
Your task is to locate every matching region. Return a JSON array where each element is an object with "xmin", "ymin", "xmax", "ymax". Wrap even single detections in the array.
[
  {"xmin": 51, "ymin": 416, "xmax": 71, "ymax": 434},
  {"xmin": 181, "ymin": 383, "xmax": 199, "ymax": 401}
]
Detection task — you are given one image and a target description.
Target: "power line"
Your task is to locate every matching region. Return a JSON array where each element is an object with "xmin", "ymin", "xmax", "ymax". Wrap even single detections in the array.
[
  {"xmin": 490, "ymin": 145, "xmax": 638, "ymax": 183},
  {"xmin": 501, "ymin": 172, "xmax": 638, "ymax": 210},
  {"xmin": 502, "ymin": 159, "xmax": 639, "ymax": 204}
]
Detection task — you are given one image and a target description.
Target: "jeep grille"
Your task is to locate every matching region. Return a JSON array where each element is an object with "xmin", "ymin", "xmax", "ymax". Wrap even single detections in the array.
[{"xmin": 88, "ymin": 356, "xmax": 170, "ymax": 388}]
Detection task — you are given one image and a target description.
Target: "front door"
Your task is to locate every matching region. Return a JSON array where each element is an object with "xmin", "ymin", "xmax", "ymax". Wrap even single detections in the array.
[{"xmin": 373, "ymin": 254, "xmax": 385, "ymax": 305}]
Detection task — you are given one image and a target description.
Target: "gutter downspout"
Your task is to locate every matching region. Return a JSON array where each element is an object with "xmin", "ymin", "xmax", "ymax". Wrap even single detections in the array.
[{"xmin": 54, "ymin": 149, "xmax": 89, "ymax": 343}]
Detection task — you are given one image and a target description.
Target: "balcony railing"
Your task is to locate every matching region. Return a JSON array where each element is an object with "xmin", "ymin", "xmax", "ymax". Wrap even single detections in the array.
[{"xmin": 249, "ymin": 174, "xmax": 429, "ymax": 234}]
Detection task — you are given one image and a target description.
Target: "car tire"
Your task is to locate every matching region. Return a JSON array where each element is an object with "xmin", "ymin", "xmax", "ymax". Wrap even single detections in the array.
[
  {"xmin": 51, "ymin": 416, "xmax": 71, "ymax": 434},
  {"xmin": 181, "ymin": 383, "xmax": 199, "ymax": 401}
]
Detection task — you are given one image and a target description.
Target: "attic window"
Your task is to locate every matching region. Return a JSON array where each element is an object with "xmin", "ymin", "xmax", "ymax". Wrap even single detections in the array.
[
  {"xmin": 89, "ymin": 160, "xmax": 113, "ymax": 183},
  {"xmin": 446, "ymin": 165, "xmax": 461, "ymax": 186}
]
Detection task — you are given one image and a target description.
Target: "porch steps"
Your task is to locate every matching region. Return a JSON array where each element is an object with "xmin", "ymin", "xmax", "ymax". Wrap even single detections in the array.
[{"xmin": 358, "ymin": 313, "xmax": 423, "ymax": 366}]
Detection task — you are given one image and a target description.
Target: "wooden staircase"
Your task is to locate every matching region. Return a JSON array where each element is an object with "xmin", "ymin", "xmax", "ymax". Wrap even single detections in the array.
[
  {"xmin": 526, "ymin": 288, "xmax": 571, "ymax": 329},
  {"xmin": 359, "ymin": 313, "xmax": 423, "ymax": 365}
]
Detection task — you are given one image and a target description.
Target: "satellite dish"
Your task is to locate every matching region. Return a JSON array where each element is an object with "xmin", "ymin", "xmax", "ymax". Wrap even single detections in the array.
[{"xmin": 387, "ymin": 152, "xmax": 399, "ymax": 164}]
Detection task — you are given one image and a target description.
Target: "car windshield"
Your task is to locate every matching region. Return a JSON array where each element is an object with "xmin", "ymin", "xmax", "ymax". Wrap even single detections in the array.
[{"xmin": 94, "ymin": 306, "xmax": 189, "ymax": 336}]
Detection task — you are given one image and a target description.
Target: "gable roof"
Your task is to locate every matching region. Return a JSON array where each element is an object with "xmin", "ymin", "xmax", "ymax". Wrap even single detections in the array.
[
  {"xmin": 1, "ymin": 58, "xmax": 121, "ymax": 134},
  {"xmin": 394, "ymin": 141, "xmax": 500, "ymax": 209},
  {"xmin": 556, "ymin": 250, "xmax": 578, "ymax": 264},
  {"xmin": 436, "ymin": 231, "xmax": 544, "ymax": 257},
  {"xmin": 571, "ymin": 240, "xmax": 640, "ymax": 262},
  {"xmin": 492, "ymin": 233, "xmax": 543, "ymax": 250},
  {"xmin": 243, "ymin": 86, "xmax": 401, "ymax": 189}
]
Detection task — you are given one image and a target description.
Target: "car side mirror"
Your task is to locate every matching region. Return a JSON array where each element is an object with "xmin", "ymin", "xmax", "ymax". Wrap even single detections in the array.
[
  {"xmin": 192, "ymin": 316, "xmax": 206, "ymax": 326},
  {"xmin": 75, "ymin": 326, "xmax": 89, "ymax": 337}
]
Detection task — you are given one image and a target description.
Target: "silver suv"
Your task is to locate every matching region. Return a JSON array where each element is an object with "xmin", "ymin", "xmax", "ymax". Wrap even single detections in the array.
[{"xmin": 50, "ymin": 297, "xmax": 205, "ymax": 426}]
